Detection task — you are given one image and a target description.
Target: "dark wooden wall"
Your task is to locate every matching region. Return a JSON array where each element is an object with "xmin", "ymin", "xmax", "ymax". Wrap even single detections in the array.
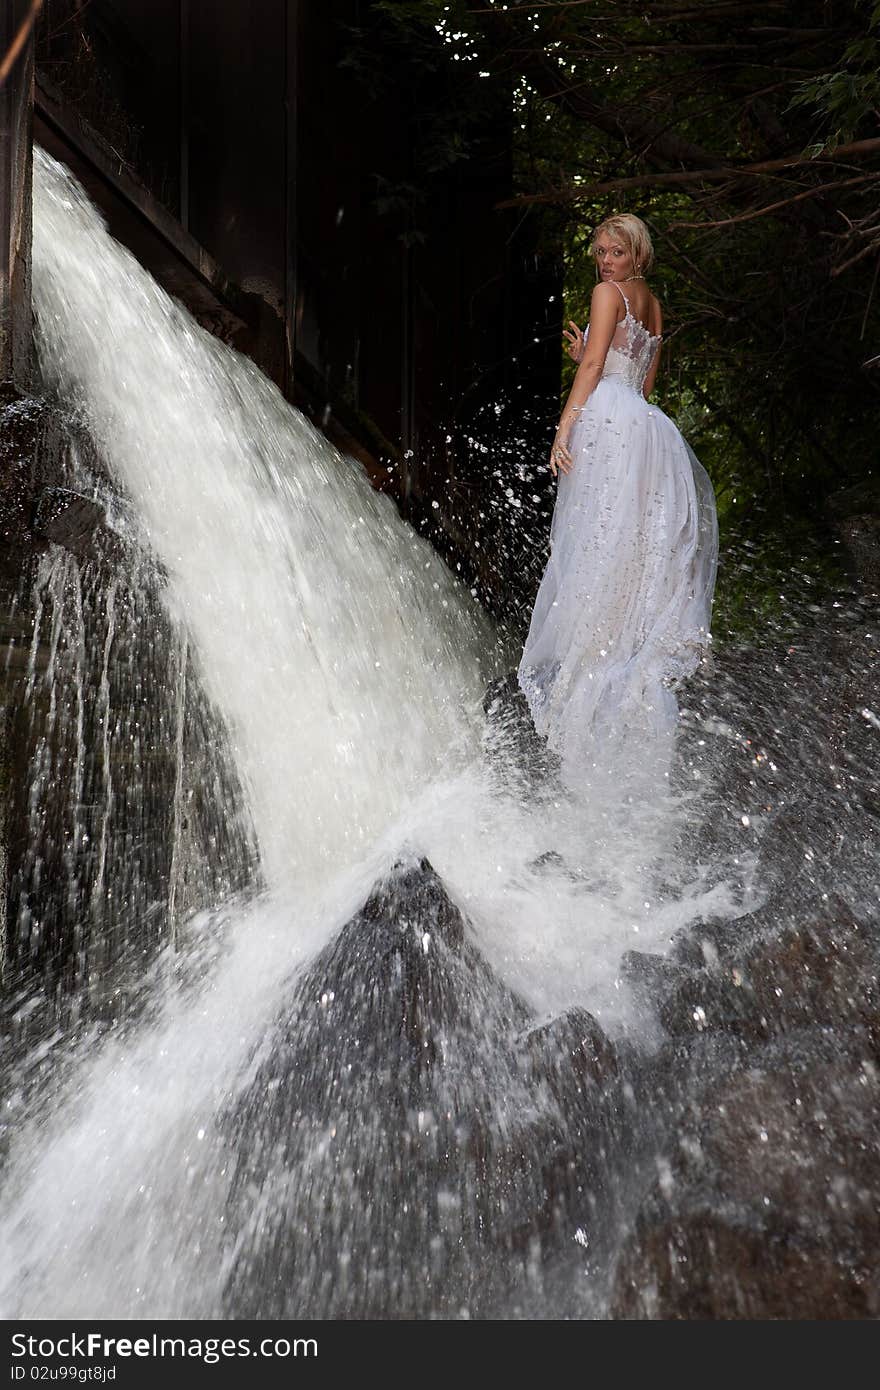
[
  {"xmin": 31, "ymin": 0, "xmax": 561, "ymax": 597},
  {"xmin": 1, "ymin": 0, "xmax": 34, "ymax": 392}
]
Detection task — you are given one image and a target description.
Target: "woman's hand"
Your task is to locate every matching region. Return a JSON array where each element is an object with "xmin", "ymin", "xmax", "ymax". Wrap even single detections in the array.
[
  {"xmin": 549, "ymin": 436, "xmax": 573, "ymax": 477},
  {"xmin": 563, "ymin": 320, "xmax": 585, "ymax": 363}
]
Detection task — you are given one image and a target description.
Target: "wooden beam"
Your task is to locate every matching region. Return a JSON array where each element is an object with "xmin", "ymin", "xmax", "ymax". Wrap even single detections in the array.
[{"xmin": 0, "ymin": 0, "xmax": 36, "ymax": 390}]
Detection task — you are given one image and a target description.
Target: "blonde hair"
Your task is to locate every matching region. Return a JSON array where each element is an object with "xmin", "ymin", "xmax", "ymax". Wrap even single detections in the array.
[{"xmin": 589, "ymin": 214, "xmax": 655, "ymax": 276}]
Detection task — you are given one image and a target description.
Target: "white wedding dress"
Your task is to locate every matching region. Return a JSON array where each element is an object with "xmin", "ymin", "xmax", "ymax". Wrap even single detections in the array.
[{"xmin": 517, "ymin": 280, "xmax": 719, "ymax": 794}]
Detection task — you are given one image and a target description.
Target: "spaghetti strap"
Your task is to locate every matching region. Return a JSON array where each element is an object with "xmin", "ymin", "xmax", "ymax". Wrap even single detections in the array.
[{"xmin": 610, "ymin": 280, "xmax": 630, "ymax": 316}]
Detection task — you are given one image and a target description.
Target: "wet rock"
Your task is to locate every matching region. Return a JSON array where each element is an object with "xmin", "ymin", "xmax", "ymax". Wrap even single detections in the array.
[
  {"xmin": 529, "ymin": 849, "xmax": 566, "ymax": 873},
  {"xmin": 0, "ymin": 389, "xmax": 48, "ymax": 564},
  {"xmin": 669, "ymin": 909, "xmax": 754, "ymax": 972},
  {"xmin": 525, "ymin": 848, "xmax": 617, "ymax": 894},
  {"xmin": 482, "ymin": 671, "xmax": 560, "ymax": 795},
  {"xmin": 222, "ymin": 854, "xmax": 619, "ymax": 1319},
  {"xmin": 825, "ymin": 478, "xmax": 880, "ymax": 587},
  {"xmin": 696, "ymin": 1059, "xmax": 880, "ymax": 1215},
  {"xmin": 518, "ymin": 1007, "xmax": 619, "ymax": 1110},
  {"xmin": 31, "ymin": 486, "xmax": 107, "ymax": 556},
  {"xmin": 510, "ymin": 1012, "xmax": 625, "ymax": 1251},
  {"xmin": 671, "ymin": 588, "xmax": 880, "ymax": 929},
  {"xmin": 613, "ymin": 1210, "xmax": 878, "ymax": 1319},
  {"xmin": 621, "ymin": 949, "xmax": 690, "ymax": 1003},
  {"xmin": 750, "ymin": 794, "xmax": 863, "ymax": 904},
  {"xmin": 611, "ymin": 1054, "xmax": 880, "ymax": 1318},
  {"xmin": 1, "ymin": 397, "xmax": 127, "ymax": 573},
  {"xmin": 661, "ymin": 896, "xmax": 879, "ymax": 1049}
]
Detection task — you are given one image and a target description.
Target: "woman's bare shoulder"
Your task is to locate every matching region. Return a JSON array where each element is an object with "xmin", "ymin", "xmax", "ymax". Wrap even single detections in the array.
[{"xmin": 589, "ymin": 279, "xmax": 622, "ymax": 304}]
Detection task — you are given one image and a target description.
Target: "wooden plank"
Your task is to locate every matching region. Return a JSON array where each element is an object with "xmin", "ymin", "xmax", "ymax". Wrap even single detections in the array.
[{"xmin": 0, "ymin": 0, "xmax": 35, "ymax": 390}]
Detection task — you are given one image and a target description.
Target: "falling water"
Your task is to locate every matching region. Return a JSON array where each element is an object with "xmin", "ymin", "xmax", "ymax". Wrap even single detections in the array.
[
  {"xmin": 5, "ymin": 148, "xmax": 874, "ymax": 1320},
  {"xmin": 28, "ymin": 150, "xmax": 510, "ymax": 898}
]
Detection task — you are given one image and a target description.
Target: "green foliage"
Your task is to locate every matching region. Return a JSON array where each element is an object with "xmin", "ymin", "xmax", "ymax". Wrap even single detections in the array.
[
  {"xmin": 339, "ymin": 2, "xmax": 514, "ymax": 240},
  {"xmin": 788, "ymin": 0, "xmax": 880, "ymax": 154}
]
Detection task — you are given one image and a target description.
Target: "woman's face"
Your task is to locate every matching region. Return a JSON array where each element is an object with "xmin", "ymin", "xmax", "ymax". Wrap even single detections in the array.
[{"xmin": 594, "ymin": 235, "xmax": 635, "ymax": 281}]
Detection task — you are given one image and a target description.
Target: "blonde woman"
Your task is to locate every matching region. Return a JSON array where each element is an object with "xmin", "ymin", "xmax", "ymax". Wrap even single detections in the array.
[{"xmin": 517, "ymin": 214, "xmax": 719, "ymax": 792}]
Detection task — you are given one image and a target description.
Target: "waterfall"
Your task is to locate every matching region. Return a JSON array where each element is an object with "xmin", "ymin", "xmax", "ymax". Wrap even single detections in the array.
[
  {"xmin": 0, "ymin": 148, "xmax": 755, "ymax": 1319},
  {"xmin": 30, "ymin": 148, "xmax": 507, "ymax": 896}
]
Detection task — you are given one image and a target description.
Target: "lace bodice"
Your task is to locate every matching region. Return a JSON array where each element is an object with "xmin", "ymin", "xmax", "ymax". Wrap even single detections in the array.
[{"xmin": 583, "ymin": 282, "xmax": 662, "ymax": 394}]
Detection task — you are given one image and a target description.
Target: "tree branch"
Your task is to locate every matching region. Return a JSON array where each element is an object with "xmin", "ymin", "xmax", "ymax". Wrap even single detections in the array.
[
  {"xmin": 495, "ymin": 138, "xmax": 880, "ymax": 209},
  {"xmin": 668, "ymin": 173, "xmax": 880, "ymax": 230}
]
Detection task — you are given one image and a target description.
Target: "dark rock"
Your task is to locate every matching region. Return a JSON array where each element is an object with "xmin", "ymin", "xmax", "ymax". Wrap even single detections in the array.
[
  {"xmin": 31, "ymin": 485, "xmax": 107, "ymax": 555},
  {"xmin": 529, "ymin": 849, "xmax": 565, "ymax": 872},
  {"xmin": 669, "ymin": 904, "xmax": 762, "ymax": 972},
  {"xmin": 825, "ymin": 478, "xmax": 880, "ymax": 586},
  {"xmin": 524, "ymin": 849, "xmax": 617, "ymax": 893},
  {"xmin": 518, "ymin": 1006, "xmax": 619, "ymax": 1110},
  {"xmin": 0, "ymin": 389, "xmax": 48, "ymax": 560},
  {"xmin": 695, "ymin": 1061, "xmax": 880, "ymax": 1216},
  {"xmin": 612, "ymin": 1210, "xmax": 878, "ymax": 1319},
  {"xmin": 661, "ymin": 896, "xmax": 880, "ymax": 1049},
  {"xmin": 482, "ymin": 671, "xmax": 561, "ymax": 796},
  {"xmin": 611, "ymin": 1055, "xmax": 880, "ymax": 1318},
  {"xmin": 621, "ymin": 950, "xmax": 690, "ymax": 1003},
  {"xmin": 222, "ymin": 854, "xmax": 621, "ymax": 1319}
]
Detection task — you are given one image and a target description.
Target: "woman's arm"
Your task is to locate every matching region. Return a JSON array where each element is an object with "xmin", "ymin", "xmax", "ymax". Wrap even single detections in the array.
[{"xmin": 550, "ymin": 283, "xmax": 620, "ymax": 476}]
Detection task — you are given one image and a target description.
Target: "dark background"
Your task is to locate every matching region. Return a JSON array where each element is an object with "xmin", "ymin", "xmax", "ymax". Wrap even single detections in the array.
[{"xmin": 31, "ymin": 0, "xmax": 562, "ymax": 614}]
